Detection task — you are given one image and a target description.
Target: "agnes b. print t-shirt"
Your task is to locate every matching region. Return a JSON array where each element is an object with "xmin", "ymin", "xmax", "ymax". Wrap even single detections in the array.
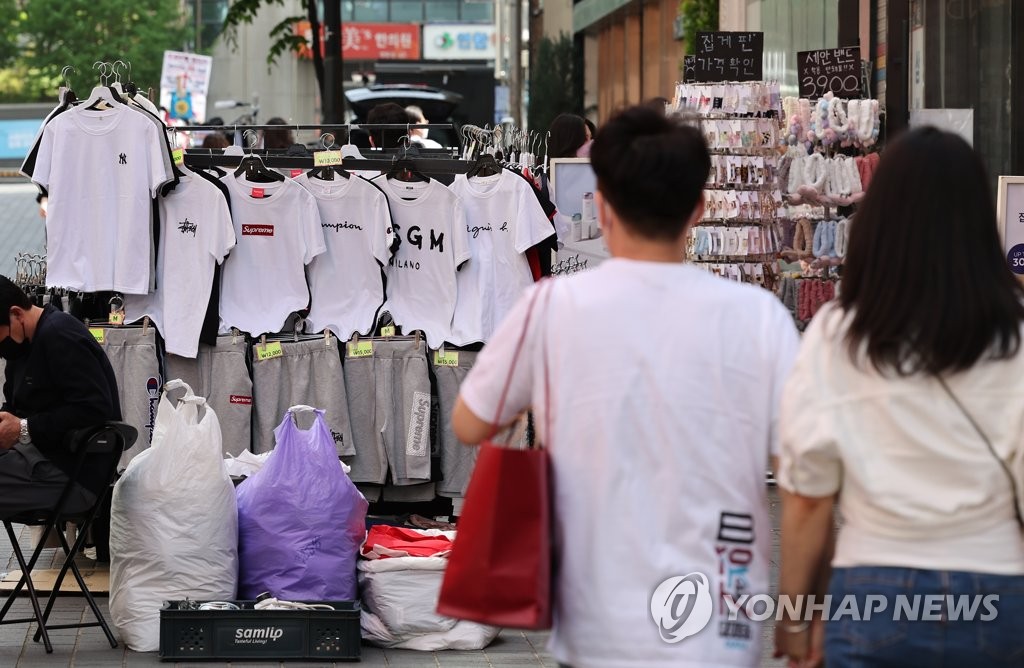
[{"xmin": 448, "ymin": 171, "xmax": 554, "ymax": 344}]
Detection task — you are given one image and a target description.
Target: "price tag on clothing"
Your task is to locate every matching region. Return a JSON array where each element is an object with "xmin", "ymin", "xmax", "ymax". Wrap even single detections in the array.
[
  {"xmin": 314, "ymin": 150, "xmax": 343, "ymax": 167},
  {"xmin": 347, "ymin": 341, "xmax": 374, "ymax": 358},
  {"xmin": 380, "ymin": 325, "xmax": 396, "ymax": 337},
  {"xmin": 172, "ymin": 148, "xmax": 184, "ymax": 165},
  {"xmin": 89, "ymin": 328, "xmax": 105, "ymax": 344},
  {"xmin": 433, "ymin": 350, "xmax": 460, "ymax": 367},
  {"xmin": 290, "ymin": 169, "xmax": 303, "ymax": 178},
  {"xmin": 250, "ymin": 187, "xmax": 265, "ymax": 199},
  {"xmin": 255, "ymin": 341, "xmax": 284, "ymax": 362}
]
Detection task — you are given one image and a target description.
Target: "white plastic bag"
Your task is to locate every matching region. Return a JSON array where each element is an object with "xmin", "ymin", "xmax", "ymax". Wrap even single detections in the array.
[
  {"xmin": 109, "ymin": 379, "xmax": 239, "ymax": 651},
  {"xmin": 358, "ymin": 553, "xmax": 499, "ymax": 650}
]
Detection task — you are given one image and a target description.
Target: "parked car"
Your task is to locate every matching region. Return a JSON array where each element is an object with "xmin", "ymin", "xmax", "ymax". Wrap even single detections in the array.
[{"xmin": 344, "ymin": 84, "xmax": 464, "ymax": 149}]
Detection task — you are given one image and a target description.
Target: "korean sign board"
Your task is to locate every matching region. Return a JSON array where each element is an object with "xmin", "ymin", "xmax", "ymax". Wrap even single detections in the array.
[
  {"xmin": 422, "ymin": 25, "xmax": 497, "ymax": 60},
  {"xmin": 690, "ymin": 31, "xmax": 764, "ymax": 83},
  {"xmin": 293, "ymin": 21, "xmax": 420, "ymax": 61},
  {"xmin": 797, "ymin": 47, "xmax": 862, "ymax": 99}
]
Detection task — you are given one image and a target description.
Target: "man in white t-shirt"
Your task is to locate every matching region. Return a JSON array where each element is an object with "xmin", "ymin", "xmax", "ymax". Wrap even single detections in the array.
[{"xmin": 453, "ymin": 106, "xmax": 799, "ymax": 667}]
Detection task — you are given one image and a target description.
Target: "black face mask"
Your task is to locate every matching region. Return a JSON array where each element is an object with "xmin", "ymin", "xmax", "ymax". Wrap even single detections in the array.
[{"xmin": 0, "ymin": 319, "xmax": 30, "ymax": 360}]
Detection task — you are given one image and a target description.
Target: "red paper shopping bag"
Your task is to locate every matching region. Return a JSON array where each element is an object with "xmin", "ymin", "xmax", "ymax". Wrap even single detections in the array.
[
  {"xmin": 437, "ymin": 281, "xmax": 553, "ymax": 629},
  {"xmin": 437, "ymin": 441, "xmax": 552, "ymax": 629}
]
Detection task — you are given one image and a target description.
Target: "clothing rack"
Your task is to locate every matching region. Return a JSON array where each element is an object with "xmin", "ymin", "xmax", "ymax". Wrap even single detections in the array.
[
  {"xmin": 182, "ymin": 150, "xmax": 474, "ymax": 176},
  {"xmin": 169, "ymin": 123, "xmax": 450, "ymax": 133}
]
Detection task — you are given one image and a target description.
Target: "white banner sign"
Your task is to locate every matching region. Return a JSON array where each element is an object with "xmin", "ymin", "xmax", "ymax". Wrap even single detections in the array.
[
  {"xmin": 159, "ymin": 51, "xmax": 214, "ymax": 122},
  {"xmin": 998, "ymin": 176, "xmax": 1024, "ymax": 277},
  {"xmin": 422, "ymin": 24, "xmax": 497, "ymax": 60}
]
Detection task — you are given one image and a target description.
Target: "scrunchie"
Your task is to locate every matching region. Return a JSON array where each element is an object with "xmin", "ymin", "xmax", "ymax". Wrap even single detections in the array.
[
  {"xmin": 793, "ymin": 218, "xmax": 814, "ymax": 257},
  {"xmin": 813, "ymin": 220, "xmax": 828, "ymax": 258},
  {"xmin": 834, "ymin": 218, "xmax": 849, "ymax": 258}
]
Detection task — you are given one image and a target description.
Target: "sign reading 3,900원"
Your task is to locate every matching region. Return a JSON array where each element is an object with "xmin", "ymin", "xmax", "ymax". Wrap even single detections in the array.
[{"xmin": 797, "ymin": 47, "xmax": 862, "ymax": 99}]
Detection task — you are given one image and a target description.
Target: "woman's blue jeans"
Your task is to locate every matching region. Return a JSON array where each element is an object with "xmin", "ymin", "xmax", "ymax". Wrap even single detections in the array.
[{"xmin": 825, "ymin": 566, "xmax": 1024, "ymax": 667}]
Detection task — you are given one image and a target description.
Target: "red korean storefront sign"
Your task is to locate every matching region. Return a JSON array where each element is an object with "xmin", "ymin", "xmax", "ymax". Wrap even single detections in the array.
[{"xmin": 294, "ymin": 21, "xmax": 420, "ymax": 61}]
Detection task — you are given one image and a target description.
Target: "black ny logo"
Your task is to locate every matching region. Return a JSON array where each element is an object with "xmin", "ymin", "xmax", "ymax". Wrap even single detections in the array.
[{"xmin": 118, "ymin": 153, "xmax": 127, "ymax": 165}]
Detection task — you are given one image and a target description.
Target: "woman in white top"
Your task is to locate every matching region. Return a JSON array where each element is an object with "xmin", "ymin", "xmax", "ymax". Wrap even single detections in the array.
[{"xmin": 776, "ymin": 127, "xmax": 1024, "ymax": 667}]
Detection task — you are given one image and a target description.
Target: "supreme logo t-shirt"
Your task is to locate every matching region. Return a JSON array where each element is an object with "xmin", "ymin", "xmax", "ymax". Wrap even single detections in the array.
[{"xmin": 219, "ymin": 175, "xmax": 327, "ymax": 336}]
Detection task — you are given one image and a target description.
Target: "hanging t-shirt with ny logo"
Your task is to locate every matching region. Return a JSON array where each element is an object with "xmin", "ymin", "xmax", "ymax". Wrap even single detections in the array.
[
  {"xmin": 295, "ymin": 173, "xmax": 395, "ymax": 341},
  {"xmin": 28, "ymin": 105, "xmax": 174, "ymax": 293},
  {"xmin": 124, "ymin": 173, "xmax": 236, "ymax": 357},
  {"xmin": 380, "ymin": 178, "xmax": 471, "ymax": 348}
]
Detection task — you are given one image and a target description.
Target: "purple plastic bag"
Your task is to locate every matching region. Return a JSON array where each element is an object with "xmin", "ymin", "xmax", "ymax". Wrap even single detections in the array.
[{"xmin": 237, "ymin": 407, "xmax": 368, "ymax": 600}]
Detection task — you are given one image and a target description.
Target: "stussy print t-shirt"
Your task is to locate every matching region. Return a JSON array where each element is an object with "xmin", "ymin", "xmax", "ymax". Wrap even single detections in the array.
[
  {"xmin": 124, "ymin": 172, "xmax": 235, "ymax": 357},
  {"xmin": 448, "ymin": 171, "xmax": 555, "ymax": 344},
  {"xmin": 219, "ymin": 175, "xmax": 327, "ymax": 336},
  {"xmin": 380, "ymin": 178, "xmax": 471, "ymax": 348},
  {"xmin": 296, "ymin": 173, "xmax": 395, "ymax": 340},
  {"xmin": 29, "ymin": 104, "xmax": 174, "ymax": 293}
]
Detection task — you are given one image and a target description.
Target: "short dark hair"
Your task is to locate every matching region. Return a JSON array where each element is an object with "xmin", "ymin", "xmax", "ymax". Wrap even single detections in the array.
[
  {"xmin": 366, "ymin": 103, "xmax": 414, "ymax": 148},
  {"xmin": 0, "ymin": 276, "xmax": 32, "ymax": 326},
  {"xmin": 840, "ymin": 126, "xmax": 1024, "ymax": 375},
  {"xmin": 262, "ymin": 117, "xmax": 293, "ymax": 149},
  {"xmin": 589, "ymin": 105, "xmax": 710, "ymax": 241},
  {"xmin": 547, "ymin": 114, "xmax": 587, "ymax": 159},
  {"xmin": 201, "ymin": 133, "xmax": 229, "ymax": 149}
]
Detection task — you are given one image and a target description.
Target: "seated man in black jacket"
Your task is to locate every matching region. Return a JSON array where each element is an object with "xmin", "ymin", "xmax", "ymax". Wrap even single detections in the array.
[{"xmin": 0, "ymin": 276, "xmax": 121, "ymax": 516}]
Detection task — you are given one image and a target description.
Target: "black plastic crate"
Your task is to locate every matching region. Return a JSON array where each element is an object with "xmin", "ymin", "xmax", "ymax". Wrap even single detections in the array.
[{"xmin": 159, "ymin": 600, "xmax": 361, "ymax": 661}]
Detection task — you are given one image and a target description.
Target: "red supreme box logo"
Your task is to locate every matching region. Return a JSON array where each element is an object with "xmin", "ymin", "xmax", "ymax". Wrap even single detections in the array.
[
  {"xmin": 229, "ymin": 395, "xmax": 253, "ymax": 405},
  {"xmin": 242, "ymin": 224, "xmax": 274, "ymax": 237}
]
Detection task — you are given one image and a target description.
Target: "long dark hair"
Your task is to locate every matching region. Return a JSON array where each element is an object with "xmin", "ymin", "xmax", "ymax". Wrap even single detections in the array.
[
  {"xmin": 840, "ymin": 126, "xmax": 1024, "ymax": 375},
  {"xmin": 548, "ymin": 114, "xmax": 587, "ymax": 160}
]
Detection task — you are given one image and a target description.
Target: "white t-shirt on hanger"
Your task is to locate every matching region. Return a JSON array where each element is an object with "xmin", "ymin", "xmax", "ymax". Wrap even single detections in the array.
[
  {"xmin": 219, "ymin": 174, "xmax": 327, "ymax": 336},
  {"xmin": 379, "ymin": 178, "xmax": 471, "ymax": 348},
  {"xmin": 124, "ymin": 172, "xmax": 236, "ymax": 357},
  {"xmin": 29, "ymin": 104, "xmax": 174, "ymax": 294},
  {"xmin": 448, "ymin": 171, "xmax": 554, "ymax": 344},
  {"xmin": 295, "ymin": 173, "xmax": 395, "ymax": 340}
]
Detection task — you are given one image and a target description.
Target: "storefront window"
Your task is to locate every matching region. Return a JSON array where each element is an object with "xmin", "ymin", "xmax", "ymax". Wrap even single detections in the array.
[
  {"xmin": 460, "ymin": 0, "xmax": 494, "ymax": 23},
  {"xmin": 354, "ymin": 0, "xmax": 389, "ymax": 22},
  {"xmin": 425, "ymin": 0, "xmax": 460, "ymax": 21},
  {"xmin": 911, "ymin": 0, "xmax": 1015, "ymax": 181},
  {"xmin": 752, "ymin": 0, "xmax": 838, "ymax": 98},
  {"xmin": 390, "ymin": 0, "xmax": 424, "ymax": 22}
]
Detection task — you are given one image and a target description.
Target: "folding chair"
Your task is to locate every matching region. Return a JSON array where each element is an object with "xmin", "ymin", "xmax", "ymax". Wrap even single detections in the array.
[{"xmin": 0, "ymin": 421, "xmax": 136, "ymax": 653}]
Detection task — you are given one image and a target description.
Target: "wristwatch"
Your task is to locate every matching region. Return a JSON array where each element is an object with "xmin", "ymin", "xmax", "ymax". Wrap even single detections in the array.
[{"xmin": 18, "ymin": 418, "xmax": 30, "ymax": 445}]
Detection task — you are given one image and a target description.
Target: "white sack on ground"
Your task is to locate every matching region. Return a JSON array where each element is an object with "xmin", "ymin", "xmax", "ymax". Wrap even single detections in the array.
[{"xmin": 109, "ymin": 380, "xmax": 239, "ymax": 652}]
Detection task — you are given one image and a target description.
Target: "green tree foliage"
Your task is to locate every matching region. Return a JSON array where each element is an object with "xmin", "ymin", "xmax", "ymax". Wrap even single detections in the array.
[
  {"xmin": 19, "ymin": 0, "xmax": 187, "ymax": 101},
  {"xmin": 528, "ymin": 33, "xmax": 580, "ymax": 135},
  {"xmin": 0, "ymin": 0, "xmax": 22, "ymax": 68},
  {"xmin": 679, "ymin": 0, "xmax": 718, "ymax": 55}
]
